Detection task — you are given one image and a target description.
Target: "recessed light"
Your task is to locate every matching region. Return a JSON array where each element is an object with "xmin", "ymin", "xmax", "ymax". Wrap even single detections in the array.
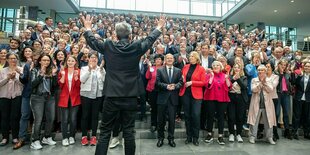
[
  {"xmin": 274, "ymin": 10, "xmax": 278, "ymax": 13},
  {"xmin": 291, "ymin": 0, "xmax": 294, "ymax": 2},
  {"xmin": 298, "ymin": 11, "xmax": 301, "ymax": 14}
]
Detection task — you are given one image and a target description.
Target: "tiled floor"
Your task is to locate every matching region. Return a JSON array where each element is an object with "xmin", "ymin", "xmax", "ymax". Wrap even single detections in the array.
[{"xmin": 1, "ymin": 138, "xmax": 310, "ymax": 155}]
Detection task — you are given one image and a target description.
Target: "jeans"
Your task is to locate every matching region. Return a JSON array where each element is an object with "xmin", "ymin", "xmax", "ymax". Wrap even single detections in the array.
[
  {"xmin": 182, "ymin": 91, "xmax": 202, "ymax": 139},
  {"xmin": 18, "ymin": 97, "xmax": 31, "ymax": 140},
  {"xmin": 30, "ymin": 94, "xmax": 55, "ymax": 141},
  {"xmin": 60, "ymin": 102, "xmax": 79, "ymax": 139},
  {"xmin": 95, "ymin": 97, "xmax": 137, "ymax": 155},
  {"xmin": 276, "ymin": 92, "xmax": 290, "ymax": 129},
  {"xmin": 81, "ymin": 96, "xmax": 102, "ymax": 137},
  {"xmin": 0, "ymin": 96, "xmax": 22, "ymax": 139}
]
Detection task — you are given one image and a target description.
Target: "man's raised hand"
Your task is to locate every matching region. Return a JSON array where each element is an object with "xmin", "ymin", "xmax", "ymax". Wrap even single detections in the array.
[
  {"xmin": 156, "ymin": 15, "xmax": 166, "ymax": 30},
  {"xmin": 81, "ymin": 13, "xmax": 93, "ymax": 30}
]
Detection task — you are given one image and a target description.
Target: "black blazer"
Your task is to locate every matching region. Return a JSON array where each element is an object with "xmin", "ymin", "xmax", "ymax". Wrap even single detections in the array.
[
  {"xmin": 156, "ymin": 67, "xmax": 183, "ymax": 105},
  {"xmin": 294, "ymin": 75, "xmax": 310, "ymax": 101},
  {"xmin": 173, "ymin": 53, "xmax": 189, "ymax": 70},
  {"xmin": 84, "ymin": 29, "xmax": 161, "ymax": 97}
]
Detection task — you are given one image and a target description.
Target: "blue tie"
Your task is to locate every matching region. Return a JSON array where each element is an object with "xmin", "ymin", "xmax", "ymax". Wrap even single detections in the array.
[{"xmin": 168, "ymin": 68, "xmax": 172, "ymax": 83}]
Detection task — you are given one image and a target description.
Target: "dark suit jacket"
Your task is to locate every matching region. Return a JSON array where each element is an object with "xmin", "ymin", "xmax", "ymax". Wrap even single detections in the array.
[
  {"xmin": 31, "ymin": 32, "xmax": 39, "ymax": 41},
  {"xmin": 199, "ymin": 55, "xmax": 215, "ymax": 69},
  {"xmin": 173, "ymin": 53, "xmax": 189, "ymax": 70},
  {"xmin": 84, "ymin": 29, "xmax": 161, "ymax": 97},
  {"xmin": 228, "ymin": 56, "xmax": 249, "ymax": 67},
  {"xmin": 229, "ymin": 75, "xmax": 248, "ymax": 103},
  {"xmin": 156, "ymin": 67, "xmax": 183, "ymax": 105},
  {"xmin": 294, "ymin": 75, "xmax": 310, "ymax": 101}
]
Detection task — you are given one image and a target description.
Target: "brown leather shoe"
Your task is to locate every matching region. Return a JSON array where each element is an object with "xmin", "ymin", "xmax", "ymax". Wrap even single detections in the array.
[{"xmin": 13, "ymin": 140, "xmax": 24, "ymax": 150}]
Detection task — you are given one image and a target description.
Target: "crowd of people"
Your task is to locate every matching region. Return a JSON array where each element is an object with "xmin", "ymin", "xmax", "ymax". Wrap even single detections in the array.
[{"xmin": 0, "ymin": 12, "xmax": 310, "ymax": 152}]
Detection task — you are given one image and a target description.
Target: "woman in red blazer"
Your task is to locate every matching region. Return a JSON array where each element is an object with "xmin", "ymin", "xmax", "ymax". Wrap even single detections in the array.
[
  {"xmin": 204, "ymin": 60, "xmax": 231, "ymax": 145},
  {"xmin": 179, "ymin": 51, "xmax": 206, "ymax": 146},
  {"xmin": 58, "ymin": 55, "xmax": 81, "ymax": 146}
]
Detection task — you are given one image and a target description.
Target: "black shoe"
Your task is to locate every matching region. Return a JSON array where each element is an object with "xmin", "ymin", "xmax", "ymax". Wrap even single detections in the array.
[
  {"xmin": 150, "ymin": 126, "xmax": 157, "ymax": 133},
  {"xmin": 185, "ymin": 137, "xmax": 192, "ymax": 144},
  {"xmin": 168, "ymin": 140, "xmax": 176, "ymax": 147},
  {"xmin": 193, "ymin": 139, "xmax": 199, "ymax": 146},
  {"xmin": 204, "ymin": 134, "xmax": 213, "ymax": 143},
  {"xmin": 284, "ymin": 129, "xmax": 293, "ymax": 140},
  {"xmin": 273, "ymin": 127, "xmax": 279, "ymax": 141},
  {"xmin": 217, "ymin": 137, "xmax": 225, "ymax": 145},
  {"xmin": 157, "ymin": 139, "xmax": 164, "ymax": 147},
  {"xmin": 257, "ymin": 132, "xmax": 264, "ymax": 139},
  {"xmin": 293, "ymin": 133, "xmax": 299, "ymax": 140}
]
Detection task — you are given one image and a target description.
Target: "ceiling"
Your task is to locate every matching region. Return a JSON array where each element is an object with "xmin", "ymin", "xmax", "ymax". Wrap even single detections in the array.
[
  {"xmin": 0, "ymin": 0, "xmax": 78, "ymax": 14},
  {"xmin": 226, "ymin": 0, "xmax": 310, "ymax": 34}
]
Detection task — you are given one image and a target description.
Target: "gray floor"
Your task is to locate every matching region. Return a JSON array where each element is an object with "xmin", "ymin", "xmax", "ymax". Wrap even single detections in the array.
[{"xmin": 1, "ymin": 138, "xmax": 310, "ymax": 155}]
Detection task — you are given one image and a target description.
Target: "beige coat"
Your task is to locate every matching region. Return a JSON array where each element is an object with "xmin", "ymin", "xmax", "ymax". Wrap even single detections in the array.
[
  {"xmin": 247, "ymin": 77, "xmax": 277, "ymax": 128},
  {"xmin": 267, "ymin": 73, "xmax": 279, "ymax": 99}
]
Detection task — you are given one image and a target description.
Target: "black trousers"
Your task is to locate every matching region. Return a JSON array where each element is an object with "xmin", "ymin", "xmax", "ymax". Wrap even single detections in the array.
[
  {"xmin": 0, "ymin": 97, "xmax": 21, "ymax": 139},
  {"xmin": 207, "ymin": 101, "xmax": 227, "ymax": 134},
  {"xmin": 148, "ymin": 91, "xmax": 158, "ymax": 126},
  {"xmin": 81, "ymin": 96, "xmax": 102, "ymax": 137},
  {"xmin": 228, "ymin": 93, "xmax": 245, "ymax": 135},
  {"xmin": 112, "ymin": 114, "xmax": 122, "ymax": 137},
  {"xmin": 157, "ymin": 97, "xmax": 177, "ymax": 140},
  {"xmin": 182, "ymin": 91, "xmax": 202, "ymax": 139},
  {"xmin": 200, "ymin": 100, "xmax": 208, "ymax": 130},
  {"xmin": 293, "ymin": 100, "xmax": 310, "ymax": 133},
  {"xmin": 95, "ymin": 97, "xmax": 137, "ymax": 155}
]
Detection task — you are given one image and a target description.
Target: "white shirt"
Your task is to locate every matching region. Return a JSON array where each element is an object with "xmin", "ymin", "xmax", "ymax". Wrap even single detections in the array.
[
  {"xmin": 68, "ymin": 73, "xmax": 73, "ymax": 92},
  {"xmin": 201, "ymin": 56, "xmax": 209, "ymax": 69},
  {"xmin": 302, "ymin": 75, "xmax": 309, "ymax": 101}
]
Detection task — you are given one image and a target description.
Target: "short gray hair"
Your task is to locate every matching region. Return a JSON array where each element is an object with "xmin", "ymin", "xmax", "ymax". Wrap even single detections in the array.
[{"xmin": 115, "ymin": 21, "xmax": 132, "ymax": 39}]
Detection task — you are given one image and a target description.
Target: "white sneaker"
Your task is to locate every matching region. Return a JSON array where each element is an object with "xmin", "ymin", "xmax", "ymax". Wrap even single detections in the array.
[
  {"xmin": 229, "ymin": 134, "xmax": 235, "ymax": 142},
  {"xmin": 30, "ymin": 140, "xmax": 43, "ymax": 150},
  {"xmin": 267, "ymin": 138, "xmax": 276, "ymax": 145},
  {"xmin": 62, "ymin": 138, "xmax": 69, "ymax": 146},
  {"xmin": 249, "ymin": 136, "xmax": 255, "ymax": 144},
  {"xmin": 236, "ymin": 135, "xmax": 243, "ymax": 143},
  {"xmin": 109, "ymin": 137, "xmax": 120, "ymax": 149},
  {"xmin": 42, "ymin": 137, "xmax": 57, "ymax": 145},
  {"xmin": 69, "ymin": 137, "xmax": 75, "ymax": 145}
]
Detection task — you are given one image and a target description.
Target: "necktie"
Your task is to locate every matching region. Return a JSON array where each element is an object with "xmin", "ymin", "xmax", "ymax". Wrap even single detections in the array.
[{"xmin": 168, "ymin": 68, "xmax": 172, "ymax": 83}]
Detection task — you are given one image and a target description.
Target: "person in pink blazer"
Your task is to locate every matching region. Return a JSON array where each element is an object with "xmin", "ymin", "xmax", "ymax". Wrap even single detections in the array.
[{"xmin": 204, "ymin": 60, "xmax": 231, "ymax": 145}]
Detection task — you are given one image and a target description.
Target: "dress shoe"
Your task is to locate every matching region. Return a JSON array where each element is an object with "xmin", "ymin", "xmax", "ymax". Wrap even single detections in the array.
[
  {"xmin": 284, "ymin": 129, "xmax": 293, "ymax": 140},
  {"xmin": 193, "ymin": 139, "xmax": 199, "ymax": 146},
  {"xmin": 157, "ymin": 139, "xmax": 164, "ymax": 147},
  {"xmin": 185, "ymin": 137, "xmax": 192, "ymax": 144},
  {"xmin": 273, "ymin": 127, "xmax": 279, "ymax": 141},
  {"xmin": 150, "ymin": 126, "xmax": 157, "ymax": 133},
  {"xmin": 13, "ymin": 140, "xmax": 25, "ymax": 150},
  {"xmin": 168, "ymin": 140, "xmax": 176, "ymax": 147}
]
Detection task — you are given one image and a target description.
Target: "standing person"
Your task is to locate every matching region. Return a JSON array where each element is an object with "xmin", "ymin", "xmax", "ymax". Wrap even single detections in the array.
[
  {"xmin": 0, "ymin": 53, "xmax": 23, "ymax": 146},
  {"xmin": 81, "ymin": 14, "xmax": 166, "ymax": 155},
  {"xmin": 58, "ymin": 56, "xmax": 81, "ymax": 146},
  {"xmin": 179, "ymin": 51, "xmax": 206, "ymax": 146},
  {"xmin": 204, "ymin": 61, "xmax": 231, "ymax": 145},
  {"xmin": 0, "ymin": 49, "xmax": 8, "ymax": 70},
  {"xmin": 13, "ymin": 49, "xmax": 33, "ymax": 149},
  {"xmin": 156, "ymin": 54, "xmax": 183, "ymax": 148},
  {"xmin": 274, "ymin": 59, "xmax": 292, "ymax": 139},
  {"xmin": 145, "ymin": 54, "xmax": 164, "ymax": 132},
  {"xmin": 30, "ymin": 53, "xmax": 57, "ymax": 150},
  {"xmin": 292, "ymin": 61, "xmax": 310, "ymax": 140},
  {"xmin": 248, "ymin": 65, "xmax": 277, "ymax": 145},
  {"xmin": 228, "ymin": 63, "xmax": 248, "ymax": 143},
  {"xmin": 80, "ymin": 53, "xmax": 106, "ymax": 146}
]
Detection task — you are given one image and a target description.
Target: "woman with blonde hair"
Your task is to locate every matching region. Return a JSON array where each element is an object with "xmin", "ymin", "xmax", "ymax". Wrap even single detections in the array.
[{"xmin": 228, "ymin": 63, "xmax": 248, "ymax": 142}]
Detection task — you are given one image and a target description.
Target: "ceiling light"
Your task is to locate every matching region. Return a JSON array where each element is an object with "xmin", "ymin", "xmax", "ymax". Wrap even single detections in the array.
[
  {"xmin": 298, "ymin": 11, "xmax": 301, "ymax": 14},
  {"xmin": 291, "ymin": 0, "xmax": 294, "ymax": 2},
  {"xmin": 274, "ymin": 10, "xmax": 278, "ymax": 13}
]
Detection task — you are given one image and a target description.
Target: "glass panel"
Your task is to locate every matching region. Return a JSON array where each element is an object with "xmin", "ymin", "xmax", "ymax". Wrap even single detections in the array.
[
  {"xmin": 163, "ymin": 0, "xmax": 189, "ymax": 14},
  {"xmin": 191, "ymin": 1, "xmax": 207, "ymax": 16},
  {"xmin": 107, "ymin": 0, "xmax": 135, "ymax": 10},
  {"xmin": 215, "ymin": 3, "xmax": 221, "ymax": 16},
  {"xmin": 136, "ymin": 0, "xmax": 162, "ymax": 12},
  {"xmin": 221, "ymin": 0, "xmax": 228, "ymax": 15},
  {"xmin": 7, "ymin": 9, "xmax": 15, "ymax": 18},
  {"xmin": 80, "ymin": 0, "xmax": 105, "ymax": 8}
]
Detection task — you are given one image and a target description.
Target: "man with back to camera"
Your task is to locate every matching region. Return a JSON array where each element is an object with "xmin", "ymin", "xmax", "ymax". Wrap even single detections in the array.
[{"xmin": 81, "ymin": 14, "xmax": 166, "ymax": 155}]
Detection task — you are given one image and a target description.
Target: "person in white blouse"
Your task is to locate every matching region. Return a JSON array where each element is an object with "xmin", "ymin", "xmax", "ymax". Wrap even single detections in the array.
[{"xmin": 80, "ymin": 52, "xmax": 106, "ymax": 146}]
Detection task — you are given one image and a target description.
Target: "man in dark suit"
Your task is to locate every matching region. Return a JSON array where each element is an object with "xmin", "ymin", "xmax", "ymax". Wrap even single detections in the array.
[
  {"xmin": 82, "ymin": 14, "xmax": 166, "ymax": 155},
  {"xmin": 156, "ymin": 54, "xmax": 183, "ymax": 148}
]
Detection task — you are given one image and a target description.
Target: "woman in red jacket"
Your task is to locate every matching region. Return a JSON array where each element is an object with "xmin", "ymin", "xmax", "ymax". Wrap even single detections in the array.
[
  {"xmin": 145, "ymin": 54, "xmax": 164, "ymax": 132},
  {"xmin": 204, "ymin": 60, "xmax": 231, "ymax": 145},
  {"xmin": 58, "ymin": 55, "xmax": 81, "ymax": 146},
  {"xmin": 179, "ymin": 51, "xmax": 206, "ymax": 146}
]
